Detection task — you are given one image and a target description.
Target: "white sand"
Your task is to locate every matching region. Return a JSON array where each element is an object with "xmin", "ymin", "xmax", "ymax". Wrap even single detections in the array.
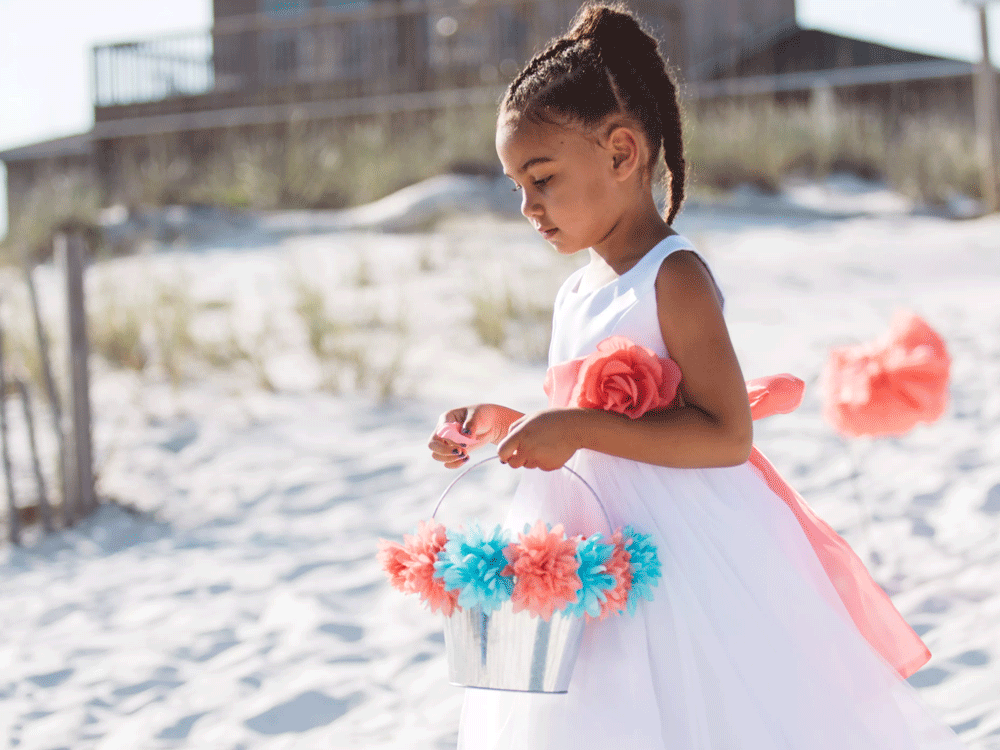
[{"xmin": 1, "ymin": 178, "xmax": 999, "ymax": 748}]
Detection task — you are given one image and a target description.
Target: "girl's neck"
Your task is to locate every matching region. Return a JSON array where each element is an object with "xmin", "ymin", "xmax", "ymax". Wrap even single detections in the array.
[{"xmin": 590, "ymin": 195, "xmax": 675, "ymax": 276}]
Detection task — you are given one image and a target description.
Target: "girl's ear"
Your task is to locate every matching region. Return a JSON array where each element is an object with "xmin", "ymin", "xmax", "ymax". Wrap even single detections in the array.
[{"xmin": 607, "ymin": 125, "xmax": 643, "ymax": 181}]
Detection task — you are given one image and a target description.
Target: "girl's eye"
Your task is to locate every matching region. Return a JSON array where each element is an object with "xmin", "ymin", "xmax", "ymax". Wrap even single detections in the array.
[{"xmin": 509, "ymin": 177, "xmax": 552, "ymax": 192}]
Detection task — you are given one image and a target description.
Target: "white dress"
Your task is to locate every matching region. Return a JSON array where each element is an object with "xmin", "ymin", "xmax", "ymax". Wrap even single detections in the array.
[{"xmin": 457, "ymin": 235, "xmax": 966, "ymax": 749}]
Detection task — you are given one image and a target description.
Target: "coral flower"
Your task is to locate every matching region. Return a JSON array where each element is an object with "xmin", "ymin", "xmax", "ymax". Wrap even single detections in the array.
[
  {"xmin": 503, "ymin": 520, "xmax": 582, "ymax": 620},
  {"xmin": 821, "ymin": 310, "xmax": 950, "ymax": 438},
  {"xmin": 570, "ymin": 336, "xmax": 682, "ymax": 419},
  {"xmin": 589, "ymin": 530, "xmax": 633, "ymax": 622},
  {"xmin": 377, "ymin": 520, "xmax": 459, "ymax": 616}
]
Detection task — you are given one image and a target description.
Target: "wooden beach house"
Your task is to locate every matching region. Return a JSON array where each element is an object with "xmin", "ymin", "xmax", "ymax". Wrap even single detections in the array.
[{"xmin": 0, "ymin": 0, "xmax": 980, "ymax": 224}]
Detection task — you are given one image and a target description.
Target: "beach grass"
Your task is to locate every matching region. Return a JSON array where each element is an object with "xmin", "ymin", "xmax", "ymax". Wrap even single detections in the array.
[{"xmin": 1, "ymin": 99, "xmax": 985, "ymax": 267}]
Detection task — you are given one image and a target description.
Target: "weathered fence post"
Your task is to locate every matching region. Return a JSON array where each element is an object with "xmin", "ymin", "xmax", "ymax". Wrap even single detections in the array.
[
  {"xmin": 16, "ymin": 378, "xmax": 53, "ymax": 533},
  {"xmin": 967, "ymin": 0, "xmax": 1000, "ymax": 212},
  {"xmin": 0, "ymin": 310, "xmax": 20, "ymax": 545},
  {"xmin": 53, "ymin": 234, "xmax": 80, "ymax": 524},
  {"xmin": 64, "ymin": 231, "xmax": 96, "ymax": 517},
  {"xmin": 58, "ymin": 231, "xmax": 95, "ymax": 520},
  {"xmin": 23, "ymin": 251, "xmax": 70, "ymax": 528}
]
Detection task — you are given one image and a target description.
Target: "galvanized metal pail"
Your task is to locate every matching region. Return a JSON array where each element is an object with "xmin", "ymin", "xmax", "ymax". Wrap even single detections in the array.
[{"xmin": 431, "ymin": 455, "xmax": 612, "ymax": 693}]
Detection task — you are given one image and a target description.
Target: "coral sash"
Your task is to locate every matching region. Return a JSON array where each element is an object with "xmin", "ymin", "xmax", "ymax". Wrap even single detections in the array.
[{"xmin": 544, "ymin": 364, "xmax": 931, "ymax": 679}]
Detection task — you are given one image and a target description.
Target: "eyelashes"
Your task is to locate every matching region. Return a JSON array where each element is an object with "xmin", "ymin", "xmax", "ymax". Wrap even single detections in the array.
[{"xmin": 510, "ymin": 176, "xmax": 552, "ymax": 192}]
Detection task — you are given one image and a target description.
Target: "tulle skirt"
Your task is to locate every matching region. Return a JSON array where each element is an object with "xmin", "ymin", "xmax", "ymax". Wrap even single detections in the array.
[{"xmin": 457, "ymin": 450, "xmax": 965, "ymax": 750}]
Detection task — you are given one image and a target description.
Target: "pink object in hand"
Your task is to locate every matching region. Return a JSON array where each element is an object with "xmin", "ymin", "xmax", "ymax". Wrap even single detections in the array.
[{"xmin": 436, "ymin": 422, "xmax": 489, "ymax": 451}]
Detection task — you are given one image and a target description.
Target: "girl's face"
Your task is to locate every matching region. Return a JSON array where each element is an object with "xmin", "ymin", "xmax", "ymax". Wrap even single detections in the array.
[{"xmin": 496, "ymin": 112, "xmax": 623, "ymax": 255}]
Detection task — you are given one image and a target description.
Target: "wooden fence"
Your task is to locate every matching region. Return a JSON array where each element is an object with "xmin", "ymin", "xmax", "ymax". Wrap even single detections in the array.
[{"xmin": 1, "ymin": 232, "xmax": 95, "ymax": 545}]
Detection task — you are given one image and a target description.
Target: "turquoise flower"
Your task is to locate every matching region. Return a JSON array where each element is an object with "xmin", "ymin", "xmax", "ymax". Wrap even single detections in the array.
[
  {"xmin": 623, "ymin": 525, "xmax": 662, "ymax": 615},
  {"xmin": 566, "ymin": 534, "xmax": 616, "ymax": 619},
  {"xmin": 434, "ymin": 523, "xmax": 514, "ymax": 613}
]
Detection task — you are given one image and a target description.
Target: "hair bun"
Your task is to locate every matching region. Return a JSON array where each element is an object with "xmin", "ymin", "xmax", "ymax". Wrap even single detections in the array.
[{"xmin": 570, "ymin": 3, "xmax": 657, "ymax": 57}]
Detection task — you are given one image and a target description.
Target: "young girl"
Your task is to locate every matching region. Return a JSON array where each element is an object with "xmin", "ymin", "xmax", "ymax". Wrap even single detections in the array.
[{"xmin": 427, "ymin": 4, "xmax": 967, "ymax": 748}]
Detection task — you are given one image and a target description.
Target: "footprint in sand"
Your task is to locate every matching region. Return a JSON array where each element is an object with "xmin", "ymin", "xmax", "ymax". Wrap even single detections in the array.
[
  {"xmin": 910, "ymin": 517, "xmax": 935, "ymax": 538},
  {"xmin": 917, "ymin": 595, "xmax": 952, "ymax": 615},
  {"xmin": 949, "ymin": 715, "xmax": 983, "ymax": 734},
  {"xmin": 980, "ymin": 484, "xmax": 1000, "ymax": 516},
  {"xmin": 244, "ymin": 690, "xmax": 363, "ymax": 734},
  {"xmin": 912, "ymin": 488, "xmax": 946, "ymax": 509},
  {"xmin": 157, "ymin": 711, "xmax": 209, "ymax": 740},
  {"xmin": 26, "ymin": 668, "xmax": 74, "ymax": 688},
  {"xmin": 906, "ymin": 666, "xmax": 951, "ymax": 689},
  {"xmin": 953, "ymin": 649, "xmax": 990, "ymax": 668},
  {"xmin": 174, "ymin": 628, "xmax": 240, "ymax": 662},
  {"xmin": 318, "ymin": 622, "xmax": 363, "ymax": 642}
]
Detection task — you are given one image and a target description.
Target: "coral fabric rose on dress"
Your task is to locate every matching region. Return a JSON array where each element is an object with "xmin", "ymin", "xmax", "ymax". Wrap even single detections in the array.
[
  {"xmin": 822, "ymin": 310, "xmax": 950, "ymax": 438},
  {"xmin": 570, "ymin": 336, "xmax": 682, "ymax": 419}
]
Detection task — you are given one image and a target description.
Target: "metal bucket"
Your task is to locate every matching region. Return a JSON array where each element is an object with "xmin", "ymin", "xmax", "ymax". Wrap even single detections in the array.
[{"xmin": 432, "ymin": 455, "xmax": 611, "ymax": 694}]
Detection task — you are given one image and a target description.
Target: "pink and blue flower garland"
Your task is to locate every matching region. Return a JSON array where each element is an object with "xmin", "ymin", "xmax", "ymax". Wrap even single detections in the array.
[{"xmin": 378, "ymin": 520, "xmax": 661, "ymax": 621}]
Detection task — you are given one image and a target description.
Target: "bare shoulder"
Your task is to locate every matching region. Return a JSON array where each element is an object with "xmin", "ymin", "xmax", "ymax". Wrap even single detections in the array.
[
  {"xmin": 653, "ymin": 248, "xmax": 751, "ymax": 443},
  {"xmin": 654, "ymin": 249, "xmax": 723, "ymax": 323}
]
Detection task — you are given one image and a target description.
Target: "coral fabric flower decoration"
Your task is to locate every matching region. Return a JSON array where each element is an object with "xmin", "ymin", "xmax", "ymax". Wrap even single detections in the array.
[
  {"xmin": 377, "ymin": 520, "xmax": 459, "ymax": 616},
  {"xmin": 589, "ymin": 530, "xmax": 632, "ymax": 622},
  {"xmin": 503, "ymin": 521, "xmax": 582, "ymax": 620},
  {"xmin": 822, "ymin": 310, "xmax": 950, "ymax": 438},
  {"xmin": 571, "ymin": 336, "xmax": 682, "ymax": 419}
]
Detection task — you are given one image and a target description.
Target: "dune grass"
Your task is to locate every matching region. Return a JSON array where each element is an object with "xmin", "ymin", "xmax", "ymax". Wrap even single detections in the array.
[
  {"xmin": 109, "ymin": 100, "xmax": 988, "ymax": 212},
  {"xmin": 683, "ymin": 100, "xmax": 980, "ymax": 204},
  {"xmin": 1, "ymin": 99, "xmax": 986, "ymax": 267},
  {"xmin": 471, "ymin": 280, "xmax": 553, "ymax": 364}
]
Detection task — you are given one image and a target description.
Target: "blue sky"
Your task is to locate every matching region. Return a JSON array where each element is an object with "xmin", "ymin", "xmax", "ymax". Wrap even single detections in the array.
[{"xmin": 1, "ymin": 0, "xmax": 998, "ymax": 237}]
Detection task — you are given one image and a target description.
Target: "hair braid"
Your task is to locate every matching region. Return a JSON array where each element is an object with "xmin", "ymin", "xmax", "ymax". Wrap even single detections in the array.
[
  {"xmin": 501, "ymin": 2, "xmax": 688, "ymax": 225},
  {"xmin": 656, "ymin": 69, "xmax": 687, "ymax": 225},
  {"xmin": 504, "ymin": 36, "xmax": 581, "ymax": 108}
]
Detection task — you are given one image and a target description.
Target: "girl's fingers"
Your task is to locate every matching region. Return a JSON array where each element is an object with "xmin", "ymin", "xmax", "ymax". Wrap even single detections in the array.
[
  {"xmin": 431, "ymin": 446, "xmax": 466, "ymax": 460},
  {"xmin": 428, "ymin": 437, "xmax": 468, "ymax": 466},
  {"xmin": 428, "ymin": 435, "xmax": 468, "ymax": 453},
  {"xmin": 440, "ymin": 451, "xmax": 470, "ymax": 469}
]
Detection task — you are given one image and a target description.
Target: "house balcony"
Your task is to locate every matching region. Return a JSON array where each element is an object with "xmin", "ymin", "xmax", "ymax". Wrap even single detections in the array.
[{"xmin": 89, "ymin": 0, "xmax": 582, "ymax": 139}]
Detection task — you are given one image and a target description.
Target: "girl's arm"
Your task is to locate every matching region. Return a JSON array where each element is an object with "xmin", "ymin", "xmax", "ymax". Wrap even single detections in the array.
[
  {"xmin": 499, "ymin": 251, "xmax": 752, "ymax": 470},
  {"xmin": 575, "ymin": 250, "xmax": 752, "ymax": 468}
]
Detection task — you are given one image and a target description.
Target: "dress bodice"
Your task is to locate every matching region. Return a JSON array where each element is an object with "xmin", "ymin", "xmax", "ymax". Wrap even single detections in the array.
[{"xmin": 549, "ymin": 234, "xmax": 724, "ymax": 366}]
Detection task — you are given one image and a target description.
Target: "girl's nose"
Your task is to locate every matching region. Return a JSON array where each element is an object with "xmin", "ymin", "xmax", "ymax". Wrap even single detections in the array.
[{"xmin": 520, "ymin": 190, "xmax": 541, "ymax": 220}]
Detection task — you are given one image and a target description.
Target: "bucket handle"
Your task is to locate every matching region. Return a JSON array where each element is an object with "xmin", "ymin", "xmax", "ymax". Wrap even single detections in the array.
[{"xmin": 431, "ymin": 454, "xmax": 614, "ymax": 535}]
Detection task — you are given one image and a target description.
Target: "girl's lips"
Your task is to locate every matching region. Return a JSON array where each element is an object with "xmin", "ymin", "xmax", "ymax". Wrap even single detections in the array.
[{"xmin": 541, "ymin": 228, "xmax": 559, "ymax": 238}]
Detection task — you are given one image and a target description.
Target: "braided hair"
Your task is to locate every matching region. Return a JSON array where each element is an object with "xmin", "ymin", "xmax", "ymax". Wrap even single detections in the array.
[{"xmin": 501, "ymin": 2, "xmax": 687, "ymax": 225}]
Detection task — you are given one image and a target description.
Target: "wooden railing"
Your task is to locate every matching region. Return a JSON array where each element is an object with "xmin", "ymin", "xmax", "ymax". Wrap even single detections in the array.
[{"xmin": 91, "ymin": 0, "xmax": 573, "ymax": 109}]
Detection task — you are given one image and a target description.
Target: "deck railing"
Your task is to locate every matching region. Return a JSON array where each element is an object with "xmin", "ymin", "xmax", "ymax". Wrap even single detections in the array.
[
  {"xmin": 91, "ymin": 0, "xmax": 575, "ymax": 109},
  {"xmin": 92, "ymin": 33, "xmax": 215, "ymax": 107}
]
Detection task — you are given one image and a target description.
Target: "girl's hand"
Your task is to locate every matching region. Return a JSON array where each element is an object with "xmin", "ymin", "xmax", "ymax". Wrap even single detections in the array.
[
  {"xmin": 428, "ymin": 404, "xmax": 525, "ymax": 469},
  {"xmin": 496, "ymin": 408, "xmax": 582, "ymax": 471}
]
